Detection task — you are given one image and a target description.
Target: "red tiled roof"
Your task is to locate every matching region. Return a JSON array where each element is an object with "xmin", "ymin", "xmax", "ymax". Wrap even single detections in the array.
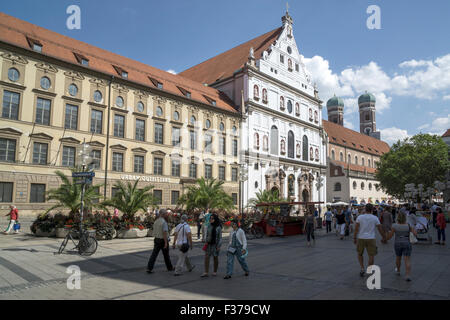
[
  {"xmin": 443, "ymin": 129, "xmax": 450, "ymax": 137},
  {"xmin": 333, "ymin": 160, "xmax": 377, "ymax": 174},
  {"xmin": 323, "ymin": 120, "xmax": 390, "ymax": 156},
  {"xmin": 0, "ymin": 12, "xmax": 238, "ymax": 114},
  {"xmin": 179, "ymin": 27, "xmax": 283, "ymax": 85}
]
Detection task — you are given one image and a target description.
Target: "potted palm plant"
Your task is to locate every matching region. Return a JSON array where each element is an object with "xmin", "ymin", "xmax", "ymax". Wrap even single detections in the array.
[{"xmin": 101, "ymin": 180, "xmax": 157, "ymax": 239}]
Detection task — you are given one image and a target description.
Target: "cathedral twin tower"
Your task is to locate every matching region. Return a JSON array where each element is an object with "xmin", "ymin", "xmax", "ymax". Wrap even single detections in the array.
[{"xmin": 326, "ymin": 92, "xmax": 381, "ymax": 140}]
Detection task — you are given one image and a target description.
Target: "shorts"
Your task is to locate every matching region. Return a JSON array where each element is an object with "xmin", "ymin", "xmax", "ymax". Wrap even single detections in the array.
[
  {"xmin": 394, "ymin": 242, "xmax": 412, "ymax": 257},
  {"xmin": 356, "ymin": 239, "xmax": 377, "ymax": 256}
]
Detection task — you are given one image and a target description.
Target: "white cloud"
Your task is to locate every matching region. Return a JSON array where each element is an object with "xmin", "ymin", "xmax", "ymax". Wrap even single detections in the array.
[
  {"xmin": 305, "ymin": 53, "xmax": 450, "ymax": 116},
  {"xmin": 379, "ymin": 127, "xmax": 410, "ymax": 146},
  {"xmin": 167, "ymin": 69, "xmax": 177, "ymax": 75},
  {"xmin": 343, "ymin": 119, "xmax": 355, "ymax": 130},
  {"xmin": 428, "ymin": 114, "xmax": 450, "ymax": 135}
]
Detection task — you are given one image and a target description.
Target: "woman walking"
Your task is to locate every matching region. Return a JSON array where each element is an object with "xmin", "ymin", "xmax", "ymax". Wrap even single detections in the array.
[
  {"xmin": 201, "ymin": 214, "xmax": 222, "ymax": 277},
  {"xmin": 386, "ymin": 211, "xmax": 417, "ymax": 281},
  {"xmin": 435, "ymin": 207, "xmax": 446, "ymax": 245},
  {"xmin": 336, "ymin": 209, "xmax": 346, "ymax": 240},
  {"xmin": 224, "ymin": 220, "xmax": 249, "ymax": 279},
  {"xmin": 303, "ymin": 211, "xmax": 316, "ymax": 246}
]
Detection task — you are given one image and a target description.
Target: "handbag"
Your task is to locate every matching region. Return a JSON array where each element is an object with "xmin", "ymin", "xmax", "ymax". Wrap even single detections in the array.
[
  {"xmin": 227, "ymin": 246, "xmax": 236, "ymax": 254},
  {"xmin": 202, "ymin": 243, "xmax": 208, "ymax": 251},
  {"xmin": 13, "ymin": 222, "xmax": 21, "ymax": 231},
  {"xmin": 409, "ymin": 232, "xmax": 418, "ymax": 244},
  {"xmin": 179, "ymin": 223, "xmax": 189, "ymax": 253}
]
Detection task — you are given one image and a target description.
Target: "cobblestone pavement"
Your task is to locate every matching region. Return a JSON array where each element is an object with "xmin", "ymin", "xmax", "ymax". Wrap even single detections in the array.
[{"xmin": 0, "ymin": 224, "xmax": 449, "ymax": 300}]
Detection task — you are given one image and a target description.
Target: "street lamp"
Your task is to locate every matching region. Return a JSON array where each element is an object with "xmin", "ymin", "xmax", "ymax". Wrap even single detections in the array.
[
  {"xmin": 239, "ymin": 164, "xmax": 248, "ymax": 214},
  {"xmin": 76, "ymin": 140, "xmax": 93, "ymax": 235}
]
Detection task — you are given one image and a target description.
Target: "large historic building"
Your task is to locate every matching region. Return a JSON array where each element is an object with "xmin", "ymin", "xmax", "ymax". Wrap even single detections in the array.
[
  {"xmin": 324, "ymin": 94, "xmax": 392, "ymax": 204},
  {"xmin": 0, "ymin": 13, "xmax": 241, "ymax": 215},
  {"xmin": 180, "ymin": 11, "xmax": 327, "ymax": 211}
]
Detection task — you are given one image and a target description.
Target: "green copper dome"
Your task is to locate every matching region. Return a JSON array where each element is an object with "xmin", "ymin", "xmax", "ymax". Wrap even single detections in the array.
[
  {"xmin": 327, "ymin": 95, "xmax": 344, "ymax": 107},
  {"xmin": 358, "ymin": 92, "xmax": 376, "ymax": 104}
]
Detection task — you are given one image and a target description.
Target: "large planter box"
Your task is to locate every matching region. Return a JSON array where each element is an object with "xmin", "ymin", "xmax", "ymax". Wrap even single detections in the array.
[
  {"xmin": 35, "ymin": 228, "xmax": 56, "ymax": 237},
  {"xmin": 222, "ymin": 226, "xmax": 232, "ymax": 233},
  {"xmin": 117, "ymin": 228, "xmax": 148, "ymax": 239},
  {"xmin": 55, "ymin": 227, "xmax": 70, "ymax": 238}
]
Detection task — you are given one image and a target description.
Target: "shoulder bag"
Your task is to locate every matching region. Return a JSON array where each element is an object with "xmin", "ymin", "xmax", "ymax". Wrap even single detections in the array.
[{"xmin": 180, "ymin": 223, "xmax": 190, "ymax": 253}]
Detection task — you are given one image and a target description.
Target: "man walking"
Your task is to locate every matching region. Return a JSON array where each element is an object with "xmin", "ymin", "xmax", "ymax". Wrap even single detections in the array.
[
  {"xmin": 172, "ymin": 214, "xmax": 194, "ymax": 276},
  {"xmin": 353, "ymin": 203, "xmax": 385, "ymax": 277},
  {"xmin": 336, "ymin": 209, "xmax": 346, "ymax": 240},
  {"xmin": 147, "ymin": 209, "xmax": 174, "ymax": 273},
  {"xmin": 324, "ymin": 207, "xmax": 333, "ymax": 233}
]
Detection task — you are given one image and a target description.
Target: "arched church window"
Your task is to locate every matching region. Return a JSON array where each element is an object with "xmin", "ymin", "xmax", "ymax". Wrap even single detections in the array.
[
  {"xmin": 348, "ymin": 154, "xmax": 351, "ymax": 163},
  {"xmin": 288, "ymin": 131, "xmax": 294, "ymax": 158},
  {"xmin": 270, "ymin": 126, "xmax": 279, "ymax": 155},
  {"xmin": 287, "ymin": 100, "xmax": 293, "ymax": 114},
  {"xmin": 302, "ymin": 136, "xmax": 309, "ymax": 161},
  {"xmin": 355, "ymin": 155, "xmax": 358, "ymax": 165},
  {"xmin": 253, "ymin": 85, "xmax": 259, "ymax": 100},
  {"xmin": 334, "ymin": 183, "xmax": 342, "ymax": 192},
  {"xmin": 331, "ymin": 150, "xmax": 335, "ymax": 160},
  {"xmin": 340, "ymin": 152, "xmax": 343, "ymax": 162}
]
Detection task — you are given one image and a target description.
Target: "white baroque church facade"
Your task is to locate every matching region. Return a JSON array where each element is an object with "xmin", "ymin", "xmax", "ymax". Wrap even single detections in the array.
[{"xmin": 180, "ymin": 11, "xmax": 327, "ymax": 211}]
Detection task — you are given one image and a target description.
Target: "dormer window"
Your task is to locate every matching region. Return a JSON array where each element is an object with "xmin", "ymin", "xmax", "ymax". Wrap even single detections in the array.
[
  {"xmin": 33, "ymin": 43, "xmax": 42, "ymax": 52},
  {"xmin": 74, "ymin": 52, "xmax": 89, "ymax": 66},
  {"xmin": 112, "ymin": 65, "xmax": 128, "ymax": 79},
  {"xmin": 177, "ymin": 86, "xmax": 191, "ymax": 99},
  {"xmin": 81, "ymin": 58, "xmax": 89, "ymax": 66},
  {"xmin": 27, "ymin": 37, "xmax": 43, "ymax": 53},
  {"xmin": 203, "ymin": 95, "xmax": 217, "ymax": 106},
  {"xmin": 121, "ymin": 71, "xmax": 128, "ymax": 79},
  {"xmin": 149, "ymin": 77, "xmax": 163, "ymax": 89}
]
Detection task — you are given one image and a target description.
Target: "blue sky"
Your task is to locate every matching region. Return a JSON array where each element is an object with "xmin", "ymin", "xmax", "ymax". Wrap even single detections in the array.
[{"xmin": 1, "ymin": 0, "xmax": 449, "ymax": 144}]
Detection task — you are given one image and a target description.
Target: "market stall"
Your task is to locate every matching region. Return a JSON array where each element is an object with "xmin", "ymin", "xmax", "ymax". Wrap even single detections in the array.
[{"xmin": 255, "ymin": 201, "xmax": 324, "ymax": 236}]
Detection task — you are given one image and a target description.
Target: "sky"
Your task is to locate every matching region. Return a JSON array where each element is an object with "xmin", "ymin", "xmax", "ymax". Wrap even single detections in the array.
[{"xmin": 1, "ymin": 0, "xmax": 449, "ymax": 145}]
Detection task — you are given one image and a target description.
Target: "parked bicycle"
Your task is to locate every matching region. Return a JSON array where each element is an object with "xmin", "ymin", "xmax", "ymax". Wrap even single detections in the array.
[
  {"xmin": 241, "ymin": 219, "xmax": 264, "ymax": 240},
  {"xmin": 57, "ymin": 227, "xmax": 98, "ymax": 256}
]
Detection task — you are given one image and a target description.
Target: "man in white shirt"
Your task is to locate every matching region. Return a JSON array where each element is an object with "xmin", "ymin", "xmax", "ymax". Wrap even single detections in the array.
[
  {"xmin": 353, "ymin": 203, "xmax": 385, "ymax": 277},
  {"xmin": 172, "ymin": 214, "xmax": 194, "ymax": 276}
]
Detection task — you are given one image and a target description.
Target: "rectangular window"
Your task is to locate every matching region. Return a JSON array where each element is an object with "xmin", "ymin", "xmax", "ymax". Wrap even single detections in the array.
[
  {"xmin": 135, "ymin": 119, "xmax": 145, "ymax": 141},
  {"xmin": 280, "ymin": 54, "xmax": 284, "ymax": 63},
  {"xmin": 190, "ymin": 130, "xmax": 197, "ymax": 150},
  {"xmin": 32, "ymin": 142, "xmax": 48, "ymax": 165},
  {"xmin": 62, "ymin": 146, "xmax": 75, "ymax": 167},
  {"xmin": 112, "ymin": 152, "xmax": 124, "ymax": 172},
  {"xmin": 65, "ymin": 104, "xmax": 78, "ymax": 130},
  {"xmin": 114, "ymin": 114, "xmax": 125, "ymax": 138},
  {"xmin": 232, "ymin": 193, "xmax": 238, "ymax": 206},
  {"xmin": 90, "ymin": 109, "xmax": 103, "ymax": 134},
  {"xmin": 153, "ymin": 190, "xmax": 162, "ymax": 205},
  {"xmin": 0, "ymin": 182, "xmax": 13, "ymax": 203},
  {"xmin": 90, "ymin": 150, "xmax": 101, "ymax": 170},
  {"xmin": 2, "ymin": 90, "xmax": 20, "ymax": 120},
  {"xmin": 204, "ymin": 164, "xmax": 212, "ymax": 179},
  {"xmin": 157, "ymin": 82, "xmax": 163, "ymax": 90},
  {"xmin": 295, "ymin": 64, "xmax": 299, "ymax": 72},
  {"xmin": 36, "ymin": 97, "xmax": 51, "ymax": 125},
  {"xmin": 233, "ymin": 139, "xmax": 238, "ymax": 157},
  {"xmin": 189, "ymin": 163, "xmax": 197, "ymax": 179},
  {"xmin": 219, "ymin": 166, "xmax": 225, "ymax": 181},
  {"xmin": 172, "ymin": 127, "xmax": 180, "ymax": 146},
  {"xmin": 111, "ymin": 187, "xmax": 120, "ymax": 198},
  {"xmin": 171, "ymin": 159, "xmax": 180, "ymax": 177},
  {"xmin": 33, "ymin": 44, "xmax": 42, "ymax": 52},
  {"xmin": 171, "ymin": 191, "xmax": 180, "ymax": 205},
  {"xmin": 30, "ymin": 184, "xmax": 45, "ymax": 203},
  {"xmin": 0, "ymin": 138, "xmax": 16, "ymax": 162},
  {"xmin": 205, "ymin": 134, "xmax": 212, "ymax": 153},
  {"xmin": 81, "ymin": 58, "xmax": 89, "ymax": 66},
  {"xmin": 154, "ymin": 157, "xmax": 163, "ymax": 175},
  {"xmin": 155, "ymin": 123, "xmax": 163, "ymax": 144},
  {"xmin": 134, "ymin": 155, "xmax": 144, "ymax": 173},
  {"xmin": 219, "ymin": 137, "xmax": 226, "ymax": 155},
  {"xmin": 232, "ymin": 168, "xmax": 238, "ymax": 182}
]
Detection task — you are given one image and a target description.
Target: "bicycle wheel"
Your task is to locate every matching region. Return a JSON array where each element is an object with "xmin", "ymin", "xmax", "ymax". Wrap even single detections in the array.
[
  {"xmin": 58, "ymin": 234, "xmax": 70, "ymax": 254},
  {"xmin": 78, "ymin": 235, "xmax": 98, "ymax": 256}
]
